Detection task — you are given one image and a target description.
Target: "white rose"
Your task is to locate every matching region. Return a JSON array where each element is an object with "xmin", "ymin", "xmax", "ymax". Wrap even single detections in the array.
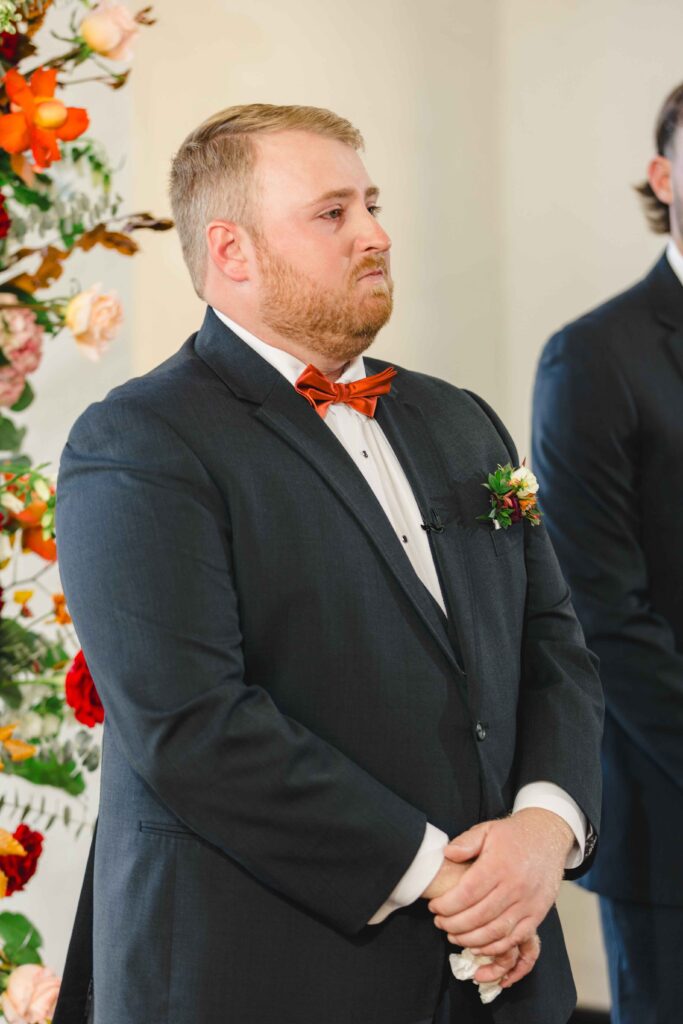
[{"xmin": 510, "ymin": 464, "xmax": 539, "ymax": 498}]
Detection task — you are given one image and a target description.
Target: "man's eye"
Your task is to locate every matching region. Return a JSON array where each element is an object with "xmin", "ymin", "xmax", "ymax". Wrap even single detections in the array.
[
  {"xmin": 322, "ymin": 208, "xmax": 343, "ymax": 220},
  {"xmin": 368, "ymin": 205, "xmax": 382, "ymax": 217}
]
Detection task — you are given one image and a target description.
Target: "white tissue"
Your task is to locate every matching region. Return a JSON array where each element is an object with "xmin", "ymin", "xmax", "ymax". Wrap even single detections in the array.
[{"xmin": 449, "ymin": 948, "xmax": 503, "ymax": 1005}]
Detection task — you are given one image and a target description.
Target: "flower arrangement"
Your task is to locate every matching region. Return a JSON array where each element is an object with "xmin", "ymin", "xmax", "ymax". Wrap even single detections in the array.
[
  {"xmin": 0, "ymin": 2, "xmax": 170, "ymax": 1019},
  {"xmin": 478, "ymin": 461, "xmax": 542, "ymax": 531}
]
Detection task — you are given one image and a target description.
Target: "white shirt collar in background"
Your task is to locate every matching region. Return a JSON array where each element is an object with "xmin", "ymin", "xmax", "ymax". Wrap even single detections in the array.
[{"xmin": 666, "ymin": 238, "xmax": 683, "ymax": 286}]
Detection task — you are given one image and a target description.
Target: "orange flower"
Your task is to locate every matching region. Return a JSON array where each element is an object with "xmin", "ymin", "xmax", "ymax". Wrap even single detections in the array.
[
  {"xmin": 0, "ymin": 67, "xmax": 89, "ymax": 168},
  {"xmin": 21, "ymin": 525, "xmax": 56, "ymax": 561},
  {"xmin": 0, "ymin": 723, "xmax": 37, "ymax": 770},
  {"xmin": 52, "ymin": 592, "xmax": 71, "ymax": 624},
  {"xmin": 2, "ymin": 473, "xmax": 56, "ymax": 561}
]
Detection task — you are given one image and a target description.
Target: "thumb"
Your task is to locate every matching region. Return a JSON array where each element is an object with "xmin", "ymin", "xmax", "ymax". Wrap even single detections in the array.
[{"xmin": 444, "ymin": 821, "xmax": 491, "ymax": 862}]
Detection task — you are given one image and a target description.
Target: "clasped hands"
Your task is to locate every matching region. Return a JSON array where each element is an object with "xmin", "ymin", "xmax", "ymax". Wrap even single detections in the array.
[{"xmin": 421, "ymin": 808, "xmax": 575, "ymax": 991}]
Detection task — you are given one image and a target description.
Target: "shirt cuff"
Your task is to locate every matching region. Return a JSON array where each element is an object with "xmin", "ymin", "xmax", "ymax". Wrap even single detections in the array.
[
  {"xmin": 513, "ymin": 781, "xmax": 588, "ymax": 869},
  {"xmin": 367, "ymin": 822, "xmax": 448, "ymax": 925}
]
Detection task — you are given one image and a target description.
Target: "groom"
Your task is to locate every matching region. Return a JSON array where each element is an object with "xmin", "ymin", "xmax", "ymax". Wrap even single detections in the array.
[{"xmin": 54, "ymin": 104, "xmax": 603, "ymax": 1024}]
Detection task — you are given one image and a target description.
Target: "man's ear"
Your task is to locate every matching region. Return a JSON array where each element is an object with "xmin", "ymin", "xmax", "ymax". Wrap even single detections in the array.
[
  {"xmin": 647, "ymin": 155, "xmax": 673, "ymax": 206},
  {"xmin": 206, "ymin": 220, "xmax": 251, "ymax": 283}
]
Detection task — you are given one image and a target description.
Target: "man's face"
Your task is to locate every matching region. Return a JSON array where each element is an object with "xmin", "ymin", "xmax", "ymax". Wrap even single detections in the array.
[{"xmin": 248, "ymin": 130, "xmax": 393, "ymax": 364}]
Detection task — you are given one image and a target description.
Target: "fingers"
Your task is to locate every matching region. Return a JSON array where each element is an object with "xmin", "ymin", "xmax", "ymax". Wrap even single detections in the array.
[
  {"xmin": 499, "ymin": 934, "xmax": 541, "ymax": 989},
  {"xmin": 428, "ymin": 861, "xmax": 498, "ymax": 917},
  {"xmin": 440, "ymin": 906, "xmax": 525, "ymax": 951},
  {"xmin": 433, "ymin": 883, "xmax": 509, "ymax": 938},
  {"xmin": 444, "ymin": 822, "xmax": 492, "ymax": 863},
  {"xmin": 468, "ymin": 919, "xmax": 539, "ymax": 959},
  {"xmin": 473, "ymin": 946, "xmax": 519, "ymax": 985}
]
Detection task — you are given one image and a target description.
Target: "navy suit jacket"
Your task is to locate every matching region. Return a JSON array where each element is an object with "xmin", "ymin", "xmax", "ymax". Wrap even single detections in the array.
[
  {"xmin": 53, "ymin": 307, "xmax": 603, "ymax": 1024},
  {"xmin": 533, "ymin": 252, "xmax": 683, "ymax": 908}
]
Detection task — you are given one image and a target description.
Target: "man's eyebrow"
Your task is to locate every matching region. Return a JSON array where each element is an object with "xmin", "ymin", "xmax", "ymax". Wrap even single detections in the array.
[{"xmin": 306, "ymin": 186, "xmax": 380, "ymax": 207}]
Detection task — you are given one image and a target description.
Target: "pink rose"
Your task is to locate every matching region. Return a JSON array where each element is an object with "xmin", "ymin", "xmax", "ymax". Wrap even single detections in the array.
[
  {"xmin": 80, "ymin": 3, "xmax": 139, "ymax": 62},
  {"xmin": 65, "ymin": 283, "xmax": 123, "ymax": 361},
  {"xmin": 1, "ymin": 964, "xmax": 61, "ymax": 1024},
  {"xmin": 0, "ymin": 364, "xmax": 26, "ymax": 407},
  {"xmin": 0, "ymin": 294, "xmax": 43, "ymax": 375}
]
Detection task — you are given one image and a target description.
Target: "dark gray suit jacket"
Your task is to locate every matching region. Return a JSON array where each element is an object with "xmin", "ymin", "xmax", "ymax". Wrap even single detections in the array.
[{"xmin": 54, "ymin": 307, "xmax": 603, "ymax": 1024}]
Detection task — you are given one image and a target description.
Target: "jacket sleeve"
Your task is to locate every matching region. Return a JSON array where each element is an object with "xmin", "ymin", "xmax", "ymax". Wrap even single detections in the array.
[
  {"xmin": 55, "ymin": 394, "xmax": 427, "ymax": 935},
  {"xmin": 465, "ymin": 388, "xmax": 604, "ymax": 877},
  {"xmin": 532, "ymin": 326, "xmax": 683, "ymax": 795}
]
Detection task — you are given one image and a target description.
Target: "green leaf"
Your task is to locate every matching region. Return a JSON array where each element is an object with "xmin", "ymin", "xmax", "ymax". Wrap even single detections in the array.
[
  {"xmin": 59, "ymin": 218, "xmax": 86, "ymax": 249},
  {"xmin": 7, "ymin": 754, "xmax": 85, "ymax": 797},
  {"xmin": 10, "ymin": 182, "xmax": 52, "ymax": 211},
  {"xmin": 0, "ymin": 913, "xmax": 43, "ymax": 966},
  {"xmin": 0, "ymin": 683, "xmax": 22, "ymax": 708},
  {"xmin": 0, "ymin": 414, "xmax": 26, "ymax": 452},
  {"xmin": 10, "ymin": 379, "xmax": 34, "ymax": 413}
]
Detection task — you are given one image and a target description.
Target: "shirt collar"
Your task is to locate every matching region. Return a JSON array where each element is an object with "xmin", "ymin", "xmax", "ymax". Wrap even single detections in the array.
[
  {"xmin": 665, "ymin": 238, "xmax": 683, "ymax": 288},
  {"xmin": 210, "ymin": 306, "xmax": 367, "ymax": 387}
]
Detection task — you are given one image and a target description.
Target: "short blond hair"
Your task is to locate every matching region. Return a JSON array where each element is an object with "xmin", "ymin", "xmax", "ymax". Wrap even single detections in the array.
[{"xmin": 169, "ymin": 103, "xmax": 365, "ymax": 297}]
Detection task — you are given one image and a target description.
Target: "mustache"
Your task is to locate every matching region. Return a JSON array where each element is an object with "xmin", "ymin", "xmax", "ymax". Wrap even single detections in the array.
[{"xmin": 354, "ymin": 255, "xmax": 389, "ymax": 281}]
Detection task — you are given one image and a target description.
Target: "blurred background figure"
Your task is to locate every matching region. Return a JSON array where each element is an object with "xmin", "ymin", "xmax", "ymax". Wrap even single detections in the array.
[{"xmin": 532, "ymin": 82, "xmax": 683, "ymax": 1024}]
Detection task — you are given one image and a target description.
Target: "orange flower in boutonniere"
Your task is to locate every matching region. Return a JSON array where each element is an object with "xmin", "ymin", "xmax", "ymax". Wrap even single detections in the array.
[
  {"xmin": 477, "ymin": 460, "xmax": 542, "ymax": 531},
  {"xmin": 0, "ymin": 67, "xmax": 89, "ymax": 169}
]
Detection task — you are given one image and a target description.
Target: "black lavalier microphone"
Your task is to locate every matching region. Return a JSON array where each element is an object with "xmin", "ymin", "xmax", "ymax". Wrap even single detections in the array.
[{"xmin": 420, "ymin": 509, "xmax": 444, "ymax": 534}]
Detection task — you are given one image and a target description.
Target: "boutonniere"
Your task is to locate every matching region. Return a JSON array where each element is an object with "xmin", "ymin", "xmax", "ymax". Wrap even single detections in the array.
[{"xmin": 477, "ymin": 460, "xmax": 542, "ymax": 530}]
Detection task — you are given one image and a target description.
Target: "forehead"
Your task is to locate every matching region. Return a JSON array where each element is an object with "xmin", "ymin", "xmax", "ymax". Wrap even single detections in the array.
[{"xmin": 252, "ymin": 130, "xmax": 373, "ymax": 207}]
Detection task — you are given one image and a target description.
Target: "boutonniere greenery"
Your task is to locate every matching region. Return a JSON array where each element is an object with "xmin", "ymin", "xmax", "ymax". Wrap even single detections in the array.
[{"xmin": 478, "ymin": 461, "xmax": 542, "ymax": 530}]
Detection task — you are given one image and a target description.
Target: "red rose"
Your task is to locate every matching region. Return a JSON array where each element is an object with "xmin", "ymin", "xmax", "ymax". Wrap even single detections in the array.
[
  {"xmin": 0, "ymin": 193, "xmax": 10, "ymax": 240},
  {"xmin": 0, "ymin": 31, "xmax": 21, "ymax": 65},
  {"xmin": 65, "ymin": 649, "xmax": 104, "ymax": 727},
  {"xmin": 0, "ymin": 824, "xmax": 43, "ymax": 895}
]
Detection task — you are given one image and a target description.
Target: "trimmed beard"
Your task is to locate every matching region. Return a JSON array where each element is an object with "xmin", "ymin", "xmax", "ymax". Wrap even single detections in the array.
[{"xmin": 254, "ymin": 238, "xmax": 394, "ymax": 363}]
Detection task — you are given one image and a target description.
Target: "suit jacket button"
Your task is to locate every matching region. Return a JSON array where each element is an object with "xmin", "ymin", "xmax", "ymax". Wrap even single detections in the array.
[{"xmin": 475, "ymin": 721, "xmax": 487, "ymax": 741}]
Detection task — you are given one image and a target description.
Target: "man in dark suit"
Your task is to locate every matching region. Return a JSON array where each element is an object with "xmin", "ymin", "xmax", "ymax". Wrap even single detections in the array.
[
  {"xmin": 532, "ymin": 82, "xmax": 683, "ymax": 1024},
  {"xmin": 54, "ymin": 104, "xmax": 602, "ymax": 1024}
]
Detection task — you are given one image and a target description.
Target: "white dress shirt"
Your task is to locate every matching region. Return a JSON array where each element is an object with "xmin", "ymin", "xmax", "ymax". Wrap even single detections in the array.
[
  {"xmin": 210, "ymin": 305, "xmax": 588, "ymax": 924},
  {"xmin": 666, "ymin": 237, "xmax": 683, "ymax": 285}
]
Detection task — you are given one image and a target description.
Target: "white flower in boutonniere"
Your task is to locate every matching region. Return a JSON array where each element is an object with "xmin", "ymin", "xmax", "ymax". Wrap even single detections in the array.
[{"xmin": 477, "ymin": 459, "xmax": 542, "ymax": 531}]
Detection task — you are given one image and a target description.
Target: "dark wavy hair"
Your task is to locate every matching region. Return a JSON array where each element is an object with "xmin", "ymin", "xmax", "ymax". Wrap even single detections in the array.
[{"xmin": 635, "ymin": 82, "xmax": 683, "ymax": 233}]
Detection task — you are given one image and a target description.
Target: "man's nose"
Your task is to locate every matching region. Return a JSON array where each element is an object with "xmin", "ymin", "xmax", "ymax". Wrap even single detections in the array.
[{"xmin": 356, "ymin": 209, "xmax": 392, "ymax": 253}]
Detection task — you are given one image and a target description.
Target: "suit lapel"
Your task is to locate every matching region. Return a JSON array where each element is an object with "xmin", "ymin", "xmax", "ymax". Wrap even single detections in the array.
[
  {"xmin": 373, "ymin": 381, "xmax": 474, "ymax": 678},
  {"xmin": 194, "ymin": 308, "xmax": 462, "ymax": 677},
  {"xmin": 646, "ymin": 251, "xmax": 683, "ymax": 380}
]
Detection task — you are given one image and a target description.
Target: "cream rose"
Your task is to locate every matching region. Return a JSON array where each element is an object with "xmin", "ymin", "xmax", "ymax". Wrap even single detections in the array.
[
  {"xmin": 509, "ymin": 464, "xmax": 539, "ymax": 498},
  {"xmin": 80, "ymin": 2, "xmax": 139, "ymax": 62},
  {"xmin": 65, "ymin": 283, "xmax": 124, "ymax": 361},
  {"xmin": 1, "ymin": 964, "xmax": 61, "ymax": 1024}
]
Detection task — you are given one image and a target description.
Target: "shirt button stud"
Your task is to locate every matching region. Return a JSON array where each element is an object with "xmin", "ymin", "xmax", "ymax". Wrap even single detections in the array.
[{"xmin": 475, "ymin": 721, "xmax": 487, "ymax": 742}]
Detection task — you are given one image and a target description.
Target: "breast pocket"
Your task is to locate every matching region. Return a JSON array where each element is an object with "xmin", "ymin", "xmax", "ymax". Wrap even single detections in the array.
[
  {"xmin": 139, "ymin": 820, "xmax": 199, "ymax": 841},
  {"xmin": 490, "ymin": 522, "xmax": 524, "ymax": 558}
]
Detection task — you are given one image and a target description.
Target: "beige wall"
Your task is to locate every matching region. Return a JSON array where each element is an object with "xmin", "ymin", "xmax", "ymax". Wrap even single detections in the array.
[
  {"xmin": 130, "ymin": 0, "xmax": 503, "ymax": 404},
  {"xmin": 123, "ymin": 0, "xmax": 683, "ymax": 1011},
  {"xmin": 499, "ymin": 0, "xmax": 673, "ymax": 454}
]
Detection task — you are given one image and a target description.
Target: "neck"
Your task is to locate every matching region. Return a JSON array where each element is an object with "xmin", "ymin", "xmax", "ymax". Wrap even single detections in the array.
[{"xmin": 213, "ymin": 304, "xmax": 356, "ymax": 380}]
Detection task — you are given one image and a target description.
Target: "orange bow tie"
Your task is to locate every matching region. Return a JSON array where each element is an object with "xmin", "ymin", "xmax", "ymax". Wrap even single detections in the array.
[{"xmin": 294, "ymin": 363, "xmax": 397, "ymax": 419}]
